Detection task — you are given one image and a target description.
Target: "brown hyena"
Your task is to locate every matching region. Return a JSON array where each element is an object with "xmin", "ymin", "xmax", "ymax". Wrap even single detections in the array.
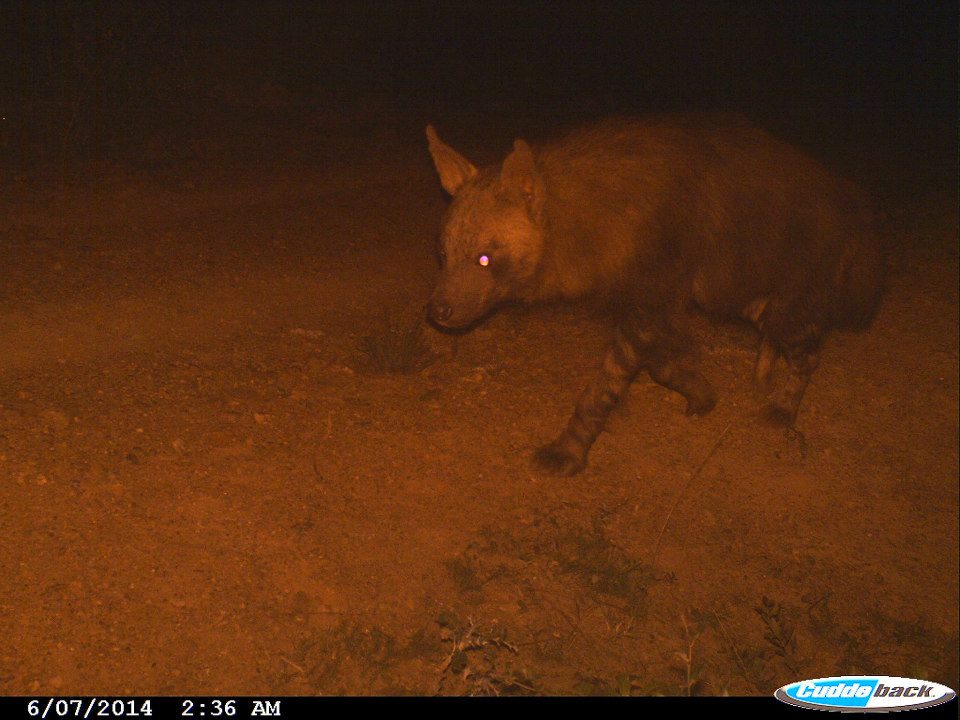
[{"xmin": 426, "ymin": 115, "xmax": 884, "ymax": 476}]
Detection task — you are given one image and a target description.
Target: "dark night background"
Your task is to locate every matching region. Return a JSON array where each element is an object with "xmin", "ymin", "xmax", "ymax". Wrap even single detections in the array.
[{"xmin": 0, "ymin": 1, "xmax": 955, "ymax": 167}]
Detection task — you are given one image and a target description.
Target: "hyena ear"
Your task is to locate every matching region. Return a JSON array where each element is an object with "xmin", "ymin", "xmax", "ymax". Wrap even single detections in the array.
[
  {"xmin": 426, "ymin": 125, "xmax": 477, "ymax": 196},
  {"xmin": 500, "ymin": 138, "xmax": 545, "ymax": 215}
]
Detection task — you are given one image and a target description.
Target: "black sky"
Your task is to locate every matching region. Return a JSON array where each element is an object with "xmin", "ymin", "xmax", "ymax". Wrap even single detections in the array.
[{"xmin": 1, "ymin": 1, "xmax": 955, "ymax": 114}]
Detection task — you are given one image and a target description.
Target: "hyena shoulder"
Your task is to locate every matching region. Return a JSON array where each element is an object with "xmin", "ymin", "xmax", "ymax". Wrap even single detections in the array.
[{"xmin": 425, "ymin": 116, "xmax": 883, "ymax": 475}]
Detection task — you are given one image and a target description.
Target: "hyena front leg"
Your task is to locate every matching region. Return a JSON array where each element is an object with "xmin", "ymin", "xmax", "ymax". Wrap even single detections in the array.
[
  {"xmin": 534, "ymin": 312, "xmax": 716, "ymax": 476},
  {"xmin": 534, "ymin": 323, "xmax": 641, "ymax": 476},
  {"xmin": 758, "ymin": 308, "xmax": 822, "ymax": 426},
  {"xmin": 763, "ymin": 340, "xmax": 820, "ymax": 426}
]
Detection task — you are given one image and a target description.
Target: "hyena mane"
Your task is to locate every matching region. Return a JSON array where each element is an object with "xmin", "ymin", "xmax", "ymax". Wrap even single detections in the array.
[{"xmin": 426, "ymin": 114, "xmax": 884, "ymax": 475}]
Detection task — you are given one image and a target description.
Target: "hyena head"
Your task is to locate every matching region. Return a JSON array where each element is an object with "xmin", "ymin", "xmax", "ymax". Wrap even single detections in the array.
[{"xmin": 426, "ymin": 125, "xmax": 546, "ymax": 331}]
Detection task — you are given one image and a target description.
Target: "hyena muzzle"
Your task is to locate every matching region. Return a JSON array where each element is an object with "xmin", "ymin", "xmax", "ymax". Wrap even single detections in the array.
[{"xmin": 425, "ymin": 116, "xmax": 884, "ymax": 476}]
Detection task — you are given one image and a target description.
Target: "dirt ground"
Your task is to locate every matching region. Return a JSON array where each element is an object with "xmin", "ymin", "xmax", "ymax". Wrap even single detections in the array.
[{"xmin": 0, "ymin": 103, "xmax": 956, "ymax": 696}]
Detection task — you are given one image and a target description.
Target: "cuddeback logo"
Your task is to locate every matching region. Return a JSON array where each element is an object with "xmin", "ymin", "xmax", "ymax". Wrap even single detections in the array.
[{"xmin": 776, "ymin": 675, "xmax": 956, "ymax": 712}]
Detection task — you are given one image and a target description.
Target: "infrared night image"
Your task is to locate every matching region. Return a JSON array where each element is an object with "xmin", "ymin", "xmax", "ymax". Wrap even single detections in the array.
[{"xmin": 0, "ymin": 1, "xmax": 956, "ymax": 701}]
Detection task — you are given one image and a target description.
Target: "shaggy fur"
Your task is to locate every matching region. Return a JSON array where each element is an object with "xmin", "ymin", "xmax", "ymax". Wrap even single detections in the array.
[{"xmin": 426, "ymin": 115, "xmax": 884, "ymax": 475}]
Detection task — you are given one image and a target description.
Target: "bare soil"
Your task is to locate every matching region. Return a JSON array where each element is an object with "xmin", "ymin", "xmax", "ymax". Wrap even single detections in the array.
[{"xmin": 1, "ymin": 105, "xmax": 956, "ymax": 696}]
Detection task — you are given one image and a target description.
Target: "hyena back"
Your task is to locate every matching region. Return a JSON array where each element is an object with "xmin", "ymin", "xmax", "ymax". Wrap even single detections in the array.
[{"xmin": 426, "ymin": 115, "xmax": 883, "ymax": 476}]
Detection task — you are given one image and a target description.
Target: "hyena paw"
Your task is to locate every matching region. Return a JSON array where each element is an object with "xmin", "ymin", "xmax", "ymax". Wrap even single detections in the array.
[
  {"xmin": 684, "ymin": 390, "xmax": 717, "ymax": 417},
  {"xmin": 761, "ymin": 402, "xmax": 797, "ymax": 428},
  {"xmin": 533, "ymin": 441, "xmax": 587, "ymax": 476}
]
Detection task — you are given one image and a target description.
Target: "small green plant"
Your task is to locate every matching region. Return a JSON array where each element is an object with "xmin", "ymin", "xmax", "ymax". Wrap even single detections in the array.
[
  {"xmin": 553, "ymin": 518, "xmax": 656, "ymax": 618},
  {"xmin": 756, "ymin": 596, "xmax": 799, "ymax": 674},
  {"xmin": 357, "ymin": 314, "xmax": 434, "ymax": 374},
  {"xmin": 713, "ymin": 608, "xmax": 767, "ymax": 693},
  {"xmin": 673, "ymin": 611, "xmax": 707, "ymax": 696}
]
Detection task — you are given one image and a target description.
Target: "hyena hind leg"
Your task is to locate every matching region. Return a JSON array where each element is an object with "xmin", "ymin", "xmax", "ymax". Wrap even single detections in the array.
[
  {"xmin": 635, "ymin": 311, "xmax": 716, "ymax": 415},
  {"xmin": 534, "ymin": 314, "xmax": 715, "ymax": 476},
  {"xmin": 647, "ymin": 352, "xmax": 716, "ymax": 416}
]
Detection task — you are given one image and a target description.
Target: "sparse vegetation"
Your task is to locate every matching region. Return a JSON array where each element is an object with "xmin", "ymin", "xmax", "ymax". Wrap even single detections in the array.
[
  {"xmin": 755, "ymin": 596, "xmax": 800, "ymax": 674},
  {"xmin": 357, "ymin": 313, "xmax": 434, "ymax": 374},
  {"xmin": 673, "ymin": 611, "xmax": 706, "ymax": 696},
  {"xmin": 436, "ymin": 612, "xmax": 537, "ymax": 696},
  {"xmin": 713, "ymin": 608, "xmax": 765, "ymax": 693},
  {"xmin": 553, "ymin": 520, "xmax": 657, "ymax": 618}
]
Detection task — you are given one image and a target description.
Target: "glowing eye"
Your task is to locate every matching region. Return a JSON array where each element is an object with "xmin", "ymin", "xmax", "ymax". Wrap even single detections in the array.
[{"xmin": 478, "ymin": 254, "xmax": 490, "ymax": 267}]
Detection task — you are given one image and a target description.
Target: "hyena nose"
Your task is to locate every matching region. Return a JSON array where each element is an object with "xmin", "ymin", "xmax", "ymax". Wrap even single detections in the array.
[{"xmin": 428, "ymin": 299, "xmax": 452, "ymax": 324}]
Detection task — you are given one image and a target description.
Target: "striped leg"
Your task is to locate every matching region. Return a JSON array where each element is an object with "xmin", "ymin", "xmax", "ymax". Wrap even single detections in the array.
[{"xmin": 534, "ymin": 313, "xmax": 715, "ymax": 476}]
